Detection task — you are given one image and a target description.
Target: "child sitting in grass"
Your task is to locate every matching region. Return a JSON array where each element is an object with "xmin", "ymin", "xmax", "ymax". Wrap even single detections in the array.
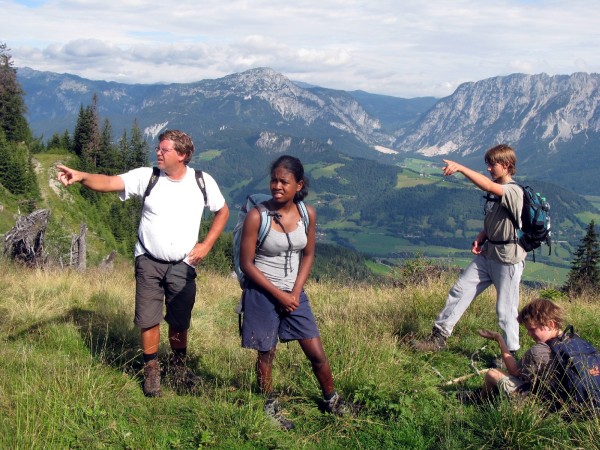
[{"xmin": 465, "ymin": 298, "xmax": 563, "ymax": 402}]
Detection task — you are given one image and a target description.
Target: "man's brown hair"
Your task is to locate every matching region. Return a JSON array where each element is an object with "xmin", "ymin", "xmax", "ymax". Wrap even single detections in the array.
[{"xmin": 158, "ymin": 129, "xmax": 194, "ymax": 165}]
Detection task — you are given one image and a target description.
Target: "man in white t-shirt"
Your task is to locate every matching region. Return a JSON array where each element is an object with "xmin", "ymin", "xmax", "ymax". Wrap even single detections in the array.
[{"xmin": 57, "ymin": 129, "xmax": 229, "ymax": 397}]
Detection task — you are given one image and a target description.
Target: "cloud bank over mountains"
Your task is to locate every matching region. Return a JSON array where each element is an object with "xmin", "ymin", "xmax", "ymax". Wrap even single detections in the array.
[{"xmin": 5, "ymin": 0, "xmax": 600, "ymax": 98}]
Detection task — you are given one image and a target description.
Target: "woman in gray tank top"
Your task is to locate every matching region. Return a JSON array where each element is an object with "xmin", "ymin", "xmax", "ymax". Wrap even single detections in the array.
[{"xmin": 239, "ymin": 155, "xmax": 353, "ymax": 429}]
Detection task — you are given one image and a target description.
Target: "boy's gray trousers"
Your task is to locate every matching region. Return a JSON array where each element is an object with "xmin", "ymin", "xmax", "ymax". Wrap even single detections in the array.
[{"xmin": 434, "ymin": 254, "xmax": 524, "ymax": 352}]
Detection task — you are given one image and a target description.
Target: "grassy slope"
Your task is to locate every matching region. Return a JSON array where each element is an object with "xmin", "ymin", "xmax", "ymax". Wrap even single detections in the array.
[{"xmin": 1, "ymin": 262, "xmax": 599, "ymax": 449}]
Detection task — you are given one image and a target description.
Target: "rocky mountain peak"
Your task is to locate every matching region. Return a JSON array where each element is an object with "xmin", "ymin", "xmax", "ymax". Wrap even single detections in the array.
[{"xmin": 396, "ymin": 72, "xmax": 600, "ymax": 157}]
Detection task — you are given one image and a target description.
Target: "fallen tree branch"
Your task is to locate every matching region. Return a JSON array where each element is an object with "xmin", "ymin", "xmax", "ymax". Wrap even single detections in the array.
[
  {"xmin": 443, "ymin": 368, "xmax": 490, "ymax": 386},
  {"xmin": 442, "ymin": 344, "xmax": 491, "ymax": 386}
]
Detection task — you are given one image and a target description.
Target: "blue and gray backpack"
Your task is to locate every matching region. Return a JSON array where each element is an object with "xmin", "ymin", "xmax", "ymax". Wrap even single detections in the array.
[{"xmin": 485, "ymin": 182, "xmax": 551, "ymax": 261}]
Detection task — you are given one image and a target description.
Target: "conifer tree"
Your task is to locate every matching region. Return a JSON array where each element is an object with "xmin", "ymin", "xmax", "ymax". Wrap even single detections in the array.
[
  {"xmin": 0, "ymin": 43, "xmax": 31, "ymax": 143},
  {"xmin": 98, "ymin": 118, "xmax": 120, "ymax": 173},
  {"xmin": 128, "ymin": 119, "xmax": 149, "ymax": 168},
  {"xmin": 47, "ymin": 132, "xmax": 61, "ymax": 150},
  {"xmin": 0, "ymin": 129, "xmax": 10, "ymax": 186},
  {"xmin": 117, "ymin": 128, "xmax": 130, "ymax": 171},
  {"xmin": 71, "ymin": 95, "xmax": 100, "ymax": 170},
  {"xmin": 72, "ymin": 105, "xmax": 88, "ymax": 156},
  {"xmin": 60, "ymin": 129, "xmax": 71, "ymax": 150},
  {"xmin": 564, "ymin": 220, "xmax": 600, "ymax": 294},
  {"xmin": 0, "ymin": 129, "xmax": 40, "ymax": 202}
]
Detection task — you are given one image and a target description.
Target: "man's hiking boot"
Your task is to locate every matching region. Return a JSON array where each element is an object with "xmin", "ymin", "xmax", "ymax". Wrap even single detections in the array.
[
  {"xmin": 143, "ymin": 359, "xmax": 161, "ymax": 397},
  {"xmin": 166, "ymin": 353, "xmax": 202, "ymax": 394},
  {"xmin": 322, "ymin": 392, "xmax": 356, "ymax": 416},
  {"xmin": 264, "ymin": 397, "xmax": 295, "ymax": 431},
  {"xmin": 412, "ymin": 327, "xmax": 447, "ymax": 352}
]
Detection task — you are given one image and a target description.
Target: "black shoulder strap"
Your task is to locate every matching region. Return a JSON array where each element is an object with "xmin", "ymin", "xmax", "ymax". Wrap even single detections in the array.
[
  {"xmin": 195, "ymin": 169, "xmax": 208, "ymax": 207},
  {"xmin": 143, "ymin": 167, "xmax": 208, "ymax": 207},
  {"xmin": 142, "ymin": 167, "xmax": 161, "ymax": 206},
  {"xmin": 505, "ymin": 181, "xmax": 522, "ymax": 229},
  {"xmin": 139, "ymin": 167, "xmax": 161, "ymax": 259}
]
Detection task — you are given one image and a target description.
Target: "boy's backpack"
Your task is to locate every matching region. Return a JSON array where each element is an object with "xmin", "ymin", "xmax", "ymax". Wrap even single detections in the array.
[
  {"xmin": 512, "ymin": 183, "xmax": 551, "ymax": 255},
  {"xmin": 486, "ymin": 182, "xmax": 551, "ymax": 261},
  {"xmin": 548, "ymin": 326, "xmax": 600, "ymax": 412},
  {"xmin": 232, "ymin": 194, "xmax": 309, "ymax": 289},
  {"xmin": 143, "ymin": 167, "xmax": 208, "ymax": 207}
]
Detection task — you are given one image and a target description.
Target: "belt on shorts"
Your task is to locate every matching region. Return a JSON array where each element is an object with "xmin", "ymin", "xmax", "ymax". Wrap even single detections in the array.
[{"xmin": 141, "ymin": 252, "xmax": 184, "ymax": 265}]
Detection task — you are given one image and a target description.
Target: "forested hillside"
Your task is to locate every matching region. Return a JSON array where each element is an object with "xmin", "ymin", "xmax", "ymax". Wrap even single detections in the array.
[{"xmin": 4, "ymin": 43, "xmax": 600, "ymax": 285}]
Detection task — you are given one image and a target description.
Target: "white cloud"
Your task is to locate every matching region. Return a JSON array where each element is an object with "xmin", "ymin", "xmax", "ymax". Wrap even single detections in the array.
[{"xmin": 4, "ymin": 0, "xmax": 600, "ymax": 97}]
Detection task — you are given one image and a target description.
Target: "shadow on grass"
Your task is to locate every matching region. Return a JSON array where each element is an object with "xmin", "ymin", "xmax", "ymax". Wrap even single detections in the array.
[{"xmin": 7, "ymin": 307, "xmax": 227, "ymax": 397}]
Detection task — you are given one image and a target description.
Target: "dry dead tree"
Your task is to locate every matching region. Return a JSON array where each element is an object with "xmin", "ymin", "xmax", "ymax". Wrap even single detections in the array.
[{"xmin": 3, "ymin": 209, "xmax": 50, "ymax": 267}]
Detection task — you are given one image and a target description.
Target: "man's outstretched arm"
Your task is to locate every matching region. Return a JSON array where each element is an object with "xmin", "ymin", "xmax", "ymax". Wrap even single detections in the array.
[{"xmin": 57, "ymin": 164, "xmax": 125, "ymax": 192}]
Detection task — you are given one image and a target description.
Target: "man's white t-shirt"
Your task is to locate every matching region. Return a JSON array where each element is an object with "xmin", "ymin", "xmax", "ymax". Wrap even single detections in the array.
[{"xmin": 119, "ymin": 166, "xmax": 226, "ymax": 263}]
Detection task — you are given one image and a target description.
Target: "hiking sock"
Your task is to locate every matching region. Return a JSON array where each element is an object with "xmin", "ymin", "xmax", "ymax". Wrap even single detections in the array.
[
  {"xmin": 172, "ymin": 348, "xmax": 187, "ymax": 359},
  {"xmin": 324, "ymin": 391, "xmax": 337, "ymax": 402},
  {"xmin": 143, "ymin": 352, "xmax": 158, "ymax": 363}
]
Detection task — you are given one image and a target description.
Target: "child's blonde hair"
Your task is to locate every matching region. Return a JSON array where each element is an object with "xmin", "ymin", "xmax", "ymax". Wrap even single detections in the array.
[
  {"xmin": 517, "ymin": 298, "xmax": 564, "ymax": 329},
  {"xmin": 484, "ymin": 144, "xmax": 517, "ymax": 176}
]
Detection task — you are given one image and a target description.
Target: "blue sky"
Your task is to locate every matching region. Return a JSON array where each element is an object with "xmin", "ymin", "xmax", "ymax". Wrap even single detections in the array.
[{"xmin": 3, "ymin": 0, "xmax": 600, "ymax": 97}]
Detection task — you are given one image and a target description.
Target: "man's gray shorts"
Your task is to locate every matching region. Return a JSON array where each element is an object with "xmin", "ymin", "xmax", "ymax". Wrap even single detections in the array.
[
  {"xmin": 134, "ymin": 254, "xmax": 197, "ymax": 330},
  {"xmin": 241, "ymin": 286, "xmax": 320, "ymax": 352}
]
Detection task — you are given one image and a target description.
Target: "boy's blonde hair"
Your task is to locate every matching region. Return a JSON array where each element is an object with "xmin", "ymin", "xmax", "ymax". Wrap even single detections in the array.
[
  {"xmin": 484, "ymin": 144, "xmax": 517, "ymax": 176},
  {"xmin": 517, "ymin": 298, "xmax": 564, "ymax": 329}
]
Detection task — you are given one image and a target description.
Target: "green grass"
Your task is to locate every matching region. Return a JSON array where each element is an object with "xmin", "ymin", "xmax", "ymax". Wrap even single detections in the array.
[
  {"xmin": 2, "ymin": 260, "xmax": 599, "ymax": 449},
  {"xmin": 400, "ymin": 158, "xmax": 443, "ymax": 175},
  {"xmin": 576, "ymin": 212, "xmax": 600, "ymax": 225},
  {"xmin": 197, "ymin": 149, "xmax": 222, "ymax": 161},
  {"xmin": 324, "ymin": 226, "xmax": 572, "ymax": 285},
  {"xmin": 311, "ymin": 163, "xmax": 344, "ymax": 179},
  {"xmin": 584, "ymin": 195, "xmax": 600, "ymax": 211},
  {"xmin": 395, "ymin": 175, "xmax": 438, "ymax": 188}
]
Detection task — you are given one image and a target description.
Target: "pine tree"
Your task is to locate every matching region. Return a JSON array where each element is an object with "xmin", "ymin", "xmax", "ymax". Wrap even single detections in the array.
[
  {"xmin": 128, "ymin": 119, "xmax": 149, "ymax": 168},
  {"xmin": 81, "ymin": 94, "xmax": 100, "ymax": 169},
  {"xmin": 60, "ymin": 129, "xmax": 71, "ymax": 150},
  {"xmin": 0, "ymin": 43, "xmax": 31, "ymax": 142},
  {"xmin": 0, "ymin": 129, "xmax": 10, "ymax": 186},
  {"xmin": 71, "ymin": 95, "xmax": 100, "ymax": 170},
  {"xmin": 97, "ymin": 118, "xmax": 120, "ymax": 173},
  {"xmin": 564, "ymin": 220, "xmax": 600, "ymax": 294},
  {"xmin": 0, "ymin": 129, "xmax": 40, "ymax": 202},
  {"xmin": 117, "ymin": 129, "xmax": 130, "ymax": 171},
  {"xmin": 72, "ymin": 105, "xmax": 87, "ymax": 156},
  {"xmin": 47, "ymin": 132, "xmax": 62, "ymax": 150}
]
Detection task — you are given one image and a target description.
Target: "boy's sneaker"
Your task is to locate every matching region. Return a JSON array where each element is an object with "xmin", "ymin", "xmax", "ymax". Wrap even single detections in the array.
[
  {"xmin": 412, "ymin": 327, "xmax": 447, "ymax": 352},
  {"xmin": 142, "ymin": 359, "xmax": 161, "ymax": 397},
  {"xmin": 322, "ymin": 392, "xmax": 355, "ymax": 416},
  {"xmin": 264, "ymin": 397, "xmax": 294, "ymax": 431},
  {"xmin": 166, "ymin": 354, "xmax": 202, "ymax": 393}
]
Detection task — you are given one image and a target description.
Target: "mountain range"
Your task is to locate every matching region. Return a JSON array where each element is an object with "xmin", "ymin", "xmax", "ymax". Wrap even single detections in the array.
[
  {"xmin": 18, "ymin": 67, "xmax": 600, "ymax": 196},
  {"xmin": 14, "ymin": 67, "xmax": 600, "ymax": 279}
]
